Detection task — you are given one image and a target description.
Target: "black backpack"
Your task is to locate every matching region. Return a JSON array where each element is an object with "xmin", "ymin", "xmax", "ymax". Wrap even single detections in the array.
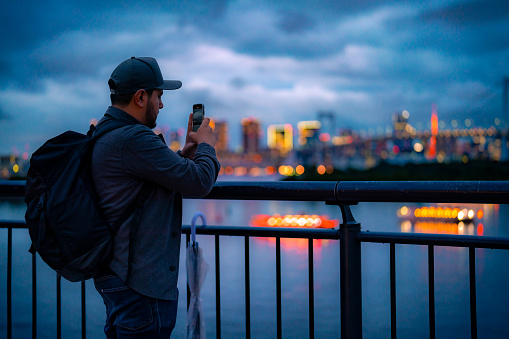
[{"xmin": 25, "ymin": 119, "xmax": 150, "ymax": 282}]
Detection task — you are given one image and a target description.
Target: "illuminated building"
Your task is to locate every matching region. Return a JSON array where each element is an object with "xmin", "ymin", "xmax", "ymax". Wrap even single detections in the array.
[
  {"xmin": 504, "ymin": 77, "xmax": 509, "ymax": 121},
  {"xmin": 214, "ymin": 120, "xmax": 229, "ymax": 152},
  {"xmin": 428, "ymin": 104, "xmax": 438, "ymax": 159},
  {"xmin": 295, "ymin": 121, "xmax": 322, "ymax": 166},
  {"xmin": 297, "ymin": 121, "xmax": 321, "ymax": 147},
  {"xmin": 241, "ymin": 117, "xmax": 261, "ymax": 154},
  {"xmin": 392, "ymin": 110, "xmax": 409, "ymax": 132},
  {"xmin": 318, "ymin": 111, "xmax": 336, "ymax": 144},
  {"xmin": 267, "ymin": 124, "xmax": 293, "ymax": 155}
]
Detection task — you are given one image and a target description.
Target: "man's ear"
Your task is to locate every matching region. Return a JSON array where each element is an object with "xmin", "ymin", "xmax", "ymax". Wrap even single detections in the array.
[{"xmin": 133, "ymin": 89, "xmax": 146, "ymax": 108}]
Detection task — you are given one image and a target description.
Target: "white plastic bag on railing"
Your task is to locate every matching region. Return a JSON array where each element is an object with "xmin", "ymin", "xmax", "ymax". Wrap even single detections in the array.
[{"xmin": 187, "ymin": 212, "xmax": 209, "ymax": 339}]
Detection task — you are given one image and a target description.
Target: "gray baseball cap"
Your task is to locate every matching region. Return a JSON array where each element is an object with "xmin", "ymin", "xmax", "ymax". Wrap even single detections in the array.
[{"xmin": 109, "ymin": 56, "xmax": 182, "ymax": 95}]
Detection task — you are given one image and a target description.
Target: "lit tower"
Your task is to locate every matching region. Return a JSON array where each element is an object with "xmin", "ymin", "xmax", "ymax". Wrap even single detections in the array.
[
  {"xmin": 504, "ymin": 77, "xmax": 509, "ymax": 122},
  {"xmin": 429, "ymin": 104, "xmax": 438, "ymax": 159},
  {"xmin": 318, "ymin": 111, "xmax": 336, "ymax": 142},
  {"xmin": 241, "ymin": 117, "xmax": 261, "ymax": 154}
]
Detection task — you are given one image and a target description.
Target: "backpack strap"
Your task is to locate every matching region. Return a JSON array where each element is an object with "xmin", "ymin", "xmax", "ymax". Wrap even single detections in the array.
[{"xmin": 90, "ymin": 118, "xmax": 132, "ymax": 142}]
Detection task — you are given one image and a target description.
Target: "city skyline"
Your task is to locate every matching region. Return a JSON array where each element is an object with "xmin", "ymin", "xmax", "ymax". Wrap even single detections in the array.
[
  {"xmin": 1, "ymin": 0, "xmax": 509, "ymax": 154},
  {"xmin": 2, "ymin": 108, "xmax": 507, "ymax": 179}
]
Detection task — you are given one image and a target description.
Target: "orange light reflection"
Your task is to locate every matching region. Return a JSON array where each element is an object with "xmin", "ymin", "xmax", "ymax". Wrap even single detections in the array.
[
  {"xmin": 250, "ymin": 214, "xmax": 338, "ymax": 228},
  {"xmin": 257, "ymin": 238, "xmax": 331, "ymax": 251}
]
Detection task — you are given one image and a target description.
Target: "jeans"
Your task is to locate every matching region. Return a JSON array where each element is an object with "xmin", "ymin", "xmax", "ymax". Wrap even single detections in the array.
[{"xmin": 94, "ymin": 274, "xmax": 178, "ymax": 338}]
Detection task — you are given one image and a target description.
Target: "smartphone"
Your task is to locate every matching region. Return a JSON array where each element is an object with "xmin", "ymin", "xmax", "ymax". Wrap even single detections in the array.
[{"xmin": 192, "ymin": 104, "xmax": 205, "ymax": 132}]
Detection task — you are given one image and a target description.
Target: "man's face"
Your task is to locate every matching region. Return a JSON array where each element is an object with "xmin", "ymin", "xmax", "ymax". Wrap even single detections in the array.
[{"xmin": 145, "ymin": 89, "xmax": 164, "ymax": 129}]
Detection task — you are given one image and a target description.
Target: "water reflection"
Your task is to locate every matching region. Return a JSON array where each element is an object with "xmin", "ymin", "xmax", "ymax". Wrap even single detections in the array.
[
  {"xmin": 397, "ymin": 205, "xmax": 483, "ymax": 222},
  {"xmin": 395, "ymin": 203, "xmax": 498, "ymax": 236},
  {"xmin": 250, "ymin": 213, "xmax": 338, "ymax": 228},
  {"xmin": 399, "ymin": 220, "xmax": 483, "ymax": 235},
  {"xmin": 254, "ymin": 237, "xmax": 332, "ymax": 251}
]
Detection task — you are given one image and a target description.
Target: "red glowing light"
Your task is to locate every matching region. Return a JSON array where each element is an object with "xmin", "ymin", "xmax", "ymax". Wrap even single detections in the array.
[
  {"xmin": 477, "ymin": 223, "xmax": 484, "ymax": 236},
  {"xmin": 265, "ymin": 166, "xmax": 275, "ymax": 175},
  {"xmin": 319, "ymin": 133, "xmax": 331, "ymax": 142},
  {"xmin": 431, "ymin": 115, "xmax": 438, "ymax": 136},
  {"xmin": 429, "ymin": 136, "xmax": 436, "ymax": 158}
]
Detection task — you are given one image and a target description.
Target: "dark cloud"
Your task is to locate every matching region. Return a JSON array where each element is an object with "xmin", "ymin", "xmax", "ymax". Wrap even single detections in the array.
[
  {"xmin": 420, "ymin": 0, "xmax": 509, "ymax": 26},
  {"xmin": 409, "ymin": 0, "xmax": 509, "ymax": 56},
  {"xmin": 386, "ymin": 0, "xmax": 509, "ymax": 81},
  {"xmin": 0, "ymin": 0, "xmax": 230, "ymax": 88},
  {"xmin": 265, "ymin": 0, "xmax": 409, "ymax": 19},
  {"xmin": 0, "ymin": 57, "xmax": 13, "ymax": 80},
  {"xmin": 0, "ymin": 104, "xmax": 10, "ymax": 121},
  {"xmin": 278, "ymin": 11, "xmax": 315, "ymax": 34},
  {"xmin": 0, "ymin": 0, "xmax": 229, "ymax": 47}
]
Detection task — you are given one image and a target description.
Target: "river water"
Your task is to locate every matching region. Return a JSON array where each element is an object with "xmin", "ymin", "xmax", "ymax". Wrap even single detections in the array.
[{"xmin": 1, "ymin": 193, "xmax": 508, "ymax": 338}]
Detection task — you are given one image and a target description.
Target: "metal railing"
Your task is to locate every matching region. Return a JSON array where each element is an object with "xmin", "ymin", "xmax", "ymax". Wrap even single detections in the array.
[{"xmin": 1, "ymin": 180, "xmax": 509, "ymax": 339}]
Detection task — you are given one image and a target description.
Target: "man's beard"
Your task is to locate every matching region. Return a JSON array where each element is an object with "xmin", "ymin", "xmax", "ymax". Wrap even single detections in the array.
[{"xmin": 145, "ymin": 100, "xmax": 157, "ymax": 129}]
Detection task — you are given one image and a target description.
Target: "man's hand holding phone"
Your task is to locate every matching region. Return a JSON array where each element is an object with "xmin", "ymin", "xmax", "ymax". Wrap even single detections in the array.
[
  {"xmin": 191, "ymin": 117, "xmax": 216, "ymax": 146},
  {"xmin": 181, "ymin": 104, "xmax": 217, "ymax": 159}
]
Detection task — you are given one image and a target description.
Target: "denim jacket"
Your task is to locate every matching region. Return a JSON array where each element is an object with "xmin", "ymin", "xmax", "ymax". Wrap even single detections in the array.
[{"xmin": 91, "ymin": 106, "xmax": 219, "ymax": 300}]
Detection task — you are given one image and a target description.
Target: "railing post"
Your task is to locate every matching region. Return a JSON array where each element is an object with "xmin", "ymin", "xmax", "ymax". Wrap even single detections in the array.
[
  {"xmin": 7, "ymin": 227, "xmax": 12, "ymax": 339},
  {"xmin": 339, "ymin": 204, "xmax": 362, "ymax": 339},
  {"xmin": 215, "ymin": 235, "xmax": 221, "ymax": 339},
  {"xmin": 32, "ymin": 252, "xmax": 37, "ymax": 339},
  {"xmin": 81, "ymin": 281, "xmax": 86, "ymax": 339}
]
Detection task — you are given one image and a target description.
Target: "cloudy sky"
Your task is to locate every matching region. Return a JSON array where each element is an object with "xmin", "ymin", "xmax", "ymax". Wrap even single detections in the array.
[{"xmin": 1, "ymin": 0, "xmax": 508, "ymax": 154}]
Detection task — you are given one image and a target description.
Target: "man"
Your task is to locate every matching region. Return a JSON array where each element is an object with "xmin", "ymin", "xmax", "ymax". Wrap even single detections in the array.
[{"xmin": 91, "ymin": 56, "xmax": 219, "ymax": 338}]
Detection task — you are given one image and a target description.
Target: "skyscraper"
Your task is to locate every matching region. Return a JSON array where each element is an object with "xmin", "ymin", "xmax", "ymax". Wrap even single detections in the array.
[
  {"xmin": 214, "ymin": 120, "xmax": 229, "ymax": 152},
  {"xmin": 241, "ymin": 117, "xmax": 261, "ymax": 154}
]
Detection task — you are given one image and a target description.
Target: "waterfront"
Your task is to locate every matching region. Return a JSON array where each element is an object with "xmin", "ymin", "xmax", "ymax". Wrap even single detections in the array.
[{"xmin": 1, "ymin": 196, "xmax": 508, "ymax": 338}]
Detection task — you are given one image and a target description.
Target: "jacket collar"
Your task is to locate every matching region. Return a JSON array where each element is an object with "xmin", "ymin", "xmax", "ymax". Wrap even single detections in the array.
[{"xmin": 103, "ymin": 106, "xmax": 142, "ymax": 125}]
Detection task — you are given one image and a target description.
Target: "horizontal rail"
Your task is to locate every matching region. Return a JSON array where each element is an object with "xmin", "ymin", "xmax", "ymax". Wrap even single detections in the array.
[
  {"xmin": 0, "ymin": 220, "xmax": 26, "ymax": 229},
  {"xmin": 4, "ymin": 221, "xmax": 509, "ymax": 249},
  {"xmin": 0, "ymin": 220, "xmax": 340, "ymax": 239},
  {"xmin": 357, "ymin": 231, "xmax": 509, "ymax": 249},
  {"xmin": 4, "ymin": 180, "xmax": 509, "ymax": 204},
  {"xmin": 181, "ymin": 224, "xmax": 340, "ymax": 239},
  {"xmin": 207, "ymin": 181, "xmax": 509, "ymax": 204},
  {"xmin": 334, "ymin": 181, "xmax": 509, "ymax": 204},
  {"xmin": 0, "ymin": 180, "xmax": 25, "ymax": 197},
  {"xmin": 208, "ymin": 181, "xmax": 338, "ymax": 201}
]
